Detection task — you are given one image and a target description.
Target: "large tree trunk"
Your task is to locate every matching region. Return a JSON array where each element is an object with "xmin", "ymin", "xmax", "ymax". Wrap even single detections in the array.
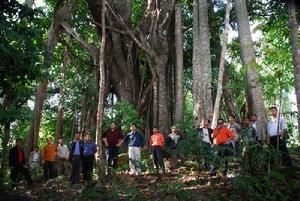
[
  {"xmin": 234, "ymin": 0, "xmax": 268, "ymax": 142},
  {"xmin": 26, "ymin": 0, "xmax": 76, "ymax": 156},
  {"xmin": 287, "ymin": 0, "xmax": 300, "ymax": 141},
  {"xmin": 0, "ymin": 121, "xmax": 10, "ymax": 185},
  {"xmin": 174, "ymin": 1, "xmax": 184, "ymax": 125},
  {"xmin": 95, "ymin": 0, "xmax": 106, "ymax": 168},
  {"xmin": 192, "ymin": 0, "xmax": 213, "ymax": 127},
  {"xmin": 55, "ymin": 44, "xmax": 69, "ymax": 142},
  {"xmin": 211, "ymin": 0, "xmax": 232, "ymax": 128}
]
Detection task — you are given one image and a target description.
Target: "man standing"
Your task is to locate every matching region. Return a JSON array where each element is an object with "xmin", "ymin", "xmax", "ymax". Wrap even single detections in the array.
[
  {"xmin": 250, "ymin": 114, "xmax": 263, "ymax": 143},
  {"xmin": 211, "ymin": 119, "xmax": 235, "ymax": 177},
  {"xmin": 42, "ymin": 137, "xmax": 57, "ymax": 181},
  {"xmin": 267, "ymin": 107, "xmax": 292, "ymax": 165},
  {"xmin": 125, "ymin": 123, "xmax": 144, "ymax": 175},
  {"xmin": 197, "ymin": 119, "xmax": 213, "ymax": 144},
  {"xmin": 227, "ymin": 115, "xmax": 241, "ymax": 155},
  {"xmin": 69, "ymin": 133, "xmax": 84, "ymax": 184},
  {"xmin": 150, "ymin": 127, "xmax": 165, "ymax": 173},
  {"xmin": 82, "ymin": 134, "xmax": 97, "ymax": 183},
  {"xmin": 29, "ymin": 145, "xmax": 41, "ymax": 171},
  {"xmin": 102, "ymin": 122, "xmax": 124, "ymax": 168},
  {"xmin": 57, "ymin": 138, "xmax": 69, "ymax": 176},
  {"xmin": 166, "ymin": 126, "xmax": 181, "ymax": 170},
  {"xmin": 9, "ymin": 138, "xmax": 32, "ymax": 188}
]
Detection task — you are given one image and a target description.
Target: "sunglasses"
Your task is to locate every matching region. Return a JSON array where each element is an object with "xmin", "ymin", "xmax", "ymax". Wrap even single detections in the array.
[{"xmin": 217, "ymin": 122, "xmax": 223, "ymax": 124}]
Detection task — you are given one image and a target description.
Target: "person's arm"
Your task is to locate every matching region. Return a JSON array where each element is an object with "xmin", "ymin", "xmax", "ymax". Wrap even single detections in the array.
[
  {"xmin": 102, "ymin": 132, "xmax": 109, "ymax": 147},
  {"xmin": 116, "ymin": 132, "xmax": 125, "ymax": 147},
  {"xmin": 140, "ymin": 132, "xmax": 145, "ymax": 149},
  {"xmin": 28, "ymin": 152, "xmax": 33, "ymax": 166},
  {"xmin": 224, "ymin": 129, "xmax": 234, "ymax": 145}
]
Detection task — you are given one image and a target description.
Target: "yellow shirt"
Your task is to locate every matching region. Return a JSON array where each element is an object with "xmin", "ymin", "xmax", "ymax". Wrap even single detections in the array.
[{"xmin": 43, "ymin": 144, "xmax": 57, "ymax": 161}]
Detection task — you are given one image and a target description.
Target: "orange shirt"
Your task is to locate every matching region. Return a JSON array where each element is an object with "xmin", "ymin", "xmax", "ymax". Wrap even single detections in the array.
[
  {"xmin": 150, "ymin": 133, "xmax": 165, "ymax": 147},
  {"xmin": 43, "ymin": 144, "xmax": 57, "ymax": 161},
  {"xmin": 213, "ymin": 127, "xmax": 234, "ymax": 145}
]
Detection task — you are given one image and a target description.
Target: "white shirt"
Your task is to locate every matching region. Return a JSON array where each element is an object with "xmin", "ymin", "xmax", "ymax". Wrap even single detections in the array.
[
  {"xmin": 199, "ymin": 128, "xmax": 210, "ymax": 143},
  {"xmin": 57, "ymin": 144, "xmax": 69, "ymax": 159},
  {"xmin": 32, "ymin": 152, "xmax": 40, "ymax": 162},
  {"xmin": 267, "ymin": 116, "xmax": 287, "ymax": 137}
]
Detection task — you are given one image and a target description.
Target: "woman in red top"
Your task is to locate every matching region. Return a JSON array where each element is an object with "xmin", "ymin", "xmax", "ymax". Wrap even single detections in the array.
[{"xmin": 150, "ymin": 127, "xmax": 165, "ymax": 173}]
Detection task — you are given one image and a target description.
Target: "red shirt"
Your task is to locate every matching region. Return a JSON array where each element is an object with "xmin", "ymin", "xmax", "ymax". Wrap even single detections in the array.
[
  {"xmin": 150, "ymin": 133, "xmax": 165, "ymax": 147},
  {"xmin": 102, "ymin": 129, "xmax": 124, "ymax": 146},
  {"xmin": 213, "ymin": 127, "xmax": 235, "ymax": 145},
  {"xmin": 18, "ymin": 147, "xmax": 23, "ymax": 164}
]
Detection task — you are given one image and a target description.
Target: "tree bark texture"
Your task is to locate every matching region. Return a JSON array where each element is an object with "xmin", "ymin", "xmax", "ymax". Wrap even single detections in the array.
[
  {"xmin": 192, "ymin": 0, "xmax": 213, "ymax": 127},
  {"xmin": 95, "ymin": 0, "xmax": 107, "ymax": 167},
  {"xmin": 211, "ymin": 0, "xmax": 231, "ymax": 128},
  {"xmin": 234, "ymin": 0, "xmax": 268, "ymax": 142},
  {"xmin": 288, "ymin": 0, "xmax": 300, "ymax": 141},
  {"xmin": 174, "ymin": 1, "xmax": 184, "ymax": 125}
]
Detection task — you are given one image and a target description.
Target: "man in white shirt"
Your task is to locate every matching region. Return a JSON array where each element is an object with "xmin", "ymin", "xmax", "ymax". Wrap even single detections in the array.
[
  {"xmin": 57, "ymin": 138, "xmax": 69, "ymax": 176},
  {"xmin": 267, "ymin": 107, "xmax": 292, "ymax": 165},
  {"xmin": 29, "ymin": 145, "xmax": 41, "ymax": 170}
]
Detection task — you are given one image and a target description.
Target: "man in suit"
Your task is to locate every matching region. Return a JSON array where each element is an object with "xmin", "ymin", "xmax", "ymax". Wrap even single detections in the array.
[
  {"xmin": 9, "ymin": 138, "xmax": 32, "ymax": 188},
  {"xmin": 69, "ymin": 132, "xmax": 84, "ymax": 184}
]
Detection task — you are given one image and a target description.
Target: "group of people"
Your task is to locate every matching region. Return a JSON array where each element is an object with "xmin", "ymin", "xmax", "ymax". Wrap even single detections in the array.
[{"xmin": 8, "ymin": 106, "xmax": 292, "ymax": 188}]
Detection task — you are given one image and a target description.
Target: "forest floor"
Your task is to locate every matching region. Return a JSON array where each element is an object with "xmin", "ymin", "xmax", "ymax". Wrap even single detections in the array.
[{"xmin": 1, "ymin": 148, "xmax": 300, "ymax": 201}]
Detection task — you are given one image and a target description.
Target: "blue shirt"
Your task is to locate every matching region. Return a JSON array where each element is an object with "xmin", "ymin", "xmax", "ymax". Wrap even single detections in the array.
[
  {"xmin": 125, "ymin": 131, "xmax": 144, "ymax": 148},
  {"xmin": 74, "ymin": 140, "xmax": 81, "ymax": 156},
  {"xmin": 83, "ymin": 142, "xmax": 97, "ymax": 156}
]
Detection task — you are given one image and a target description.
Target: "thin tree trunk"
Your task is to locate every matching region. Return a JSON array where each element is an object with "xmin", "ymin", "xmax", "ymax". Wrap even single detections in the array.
[
  {"xmin": 287, "ymin": 0, "xmax": 300, "ymax": 141},
  {"xmin": 174, "ymin": 1, "xmax": 184, "ymax": 125},
  {"xmin": 234, "ymin": 0, "xmax": 268, "ymax": 142},
  {"xmin": 0, "ymin": 122, "xmax": 10, "ymax": 185},
  {"xmin": 55, "ymin": 44, "xmax": 69, "ymax": 142},
  {"xmin": 95, "ymin": 0, "xmax": 106, "ymax": 168},
  {"xmin": 26, "ymin": 0, "xmax": 76, "ymax": 156},
  {"xmin": 193, "ymin": 0, "xmax": 213, "ymax": 127},
  {"xmin": 211, "ymin": 0, "xmax": 232, "ymax": 128}
]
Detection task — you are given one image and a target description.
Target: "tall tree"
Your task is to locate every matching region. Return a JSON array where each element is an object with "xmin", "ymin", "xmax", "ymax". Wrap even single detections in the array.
[
  {"xmin": 174, "ymin": 1, "xmax": 184, "ymax": 125},
  {"xmin": 26, "ymin": 0, "xmax": 76, "ymax": 156},
  {"xmin": 287, "ymin": 0, "xmax": 300, "ymax": 140},
  {"xmin": 192, "ymin": 0, "xmax": 213, "ymax": 126},
  {"xmin": 234, "ymin": 0, "xmax": 268, "ymax": 142},
  {"xmin": 211, "ymin": 0, "xmax": 232, "ymax": 128},
  {"xmin": 95, "ymin": 0, "xmax": 106, "ymax": 168}
]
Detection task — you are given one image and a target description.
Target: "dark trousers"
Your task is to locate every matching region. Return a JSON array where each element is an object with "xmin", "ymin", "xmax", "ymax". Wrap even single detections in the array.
[
  {"xmin": 152, "ymin": 146, "xmax": 165, "ymax": 171},
  {"xmin": 44, "ymin": 161, "xmax": 55, "ymax": 180},
  {"xmin": 70, "ymin": 155, "xmax": 81, "ymax": 184},
  {"xmin": 106, "ymin": 146, "xmax": 119, "ymax": 168},
  {"xmin": 269, "ymin": 136, "xmax": 292, "ymax": 165},
  {"xmin": 10, "ymin": 165, "xmax": 32, "ymax": 186},
  {"xmin": 82, "ymin": 155, "xmax": 94, "ymax": 182},
  {"xmin": 210, "ymin": 144, "xmax": 233, "ymax": 176}
]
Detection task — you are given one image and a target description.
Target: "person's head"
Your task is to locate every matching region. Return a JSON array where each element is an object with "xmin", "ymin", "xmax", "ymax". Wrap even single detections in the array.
[
  {"xmin": 228, "ymin": 115, "xmax": 236, "ymax": 123},
  {"xmin": 110, "ymin": 122, "xmax": 116, "ymax": 131},
  {"xmin": 171, "ymin": 126, "xmax": 177, "ymax": 133},
  {"xmin": 153, "ymin": 126, "xmax": 158, "ymax": 134},
  {"xmin": 204, "ymin": 119, "xmax": 210, "ymax": 127},
  {"xmin": 34, "ymin": 145, "xmax": 39, "ymax": 152},
  {"xmin": 85, "ymin": 134, "xmax": 92, "ymax": 142},
  {"xmin": 58, "ymin": 138, "xmax": 64, "ymax": 145},
  {"xmin": 16, "ymin": 138, "xmax": 22, "ymax": 148},
  {"xmin": 251, "ymin": 114, "xmax": 257, "ymax": 122},
  {"xmin": 217, "ymin": 118, "xmax": 224, "ymax": 128},
  {"xmin": 47, "ymin": 137, "xmax": 53, "ymax": 145},
  {"xmin": 242, "ymin": 117, "xmax": 250, "ymax": 127},
  {"xmin": 75, "ymin": 132, "xmax": 81, "ymax": 140},
  {"xmin": 130, "ymin": 123, "xmax": 137, "ymax": 132},
  {"xmin": 270, "ymin": 107, "xmax": 278, "ymax": 117}
]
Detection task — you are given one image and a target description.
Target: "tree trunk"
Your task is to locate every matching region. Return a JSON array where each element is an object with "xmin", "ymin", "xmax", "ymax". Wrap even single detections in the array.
[
  {"xmin": 95, "ymin": 0, "xmax": 106, "ymax": 167},
  {"xmin": 55, "ymin": 44, "xmax": 69, "ymax": 142},
  {"xmin": 174, "ymin": 1, "xmax": 184, "ymax": 125},
  {"xmin": 234, "ymin": 0, "xmax": 268, "ymax": 142},
  {"xmin": 0, "ymin": 121, "xmax": 10, "ymax": 185},
  {"xmin": 192, "ymin": 0, "xmax": 213, "ymax": 127},
  {"xmin": 26, "ymin": 0, "xmax": 76, "ymax": 156},
  {"xmin": 287, "ymin": 0, "xmax": 300, "ymax": 141},
  {"xmin": 211, "ymin": 0, "xmax": 232, "ymax": 128}
]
